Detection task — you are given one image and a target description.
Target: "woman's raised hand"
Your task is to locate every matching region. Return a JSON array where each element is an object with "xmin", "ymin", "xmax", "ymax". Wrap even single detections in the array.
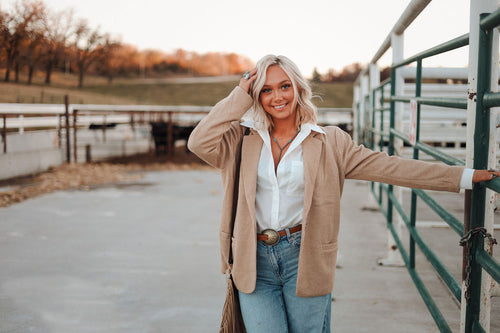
[{"xmin": 239, "ymin": 68, "xmax": 258, "ymax": 94}]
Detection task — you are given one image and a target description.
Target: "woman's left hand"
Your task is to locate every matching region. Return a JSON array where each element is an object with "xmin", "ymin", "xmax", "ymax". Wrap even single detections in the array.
[
  {"xmin": 472, "ymin": 169, "xmax": 500, "ymax": 183},
  {"xmin": 239, "ymin": 68, "xmax": 257, "ymax": 94}
]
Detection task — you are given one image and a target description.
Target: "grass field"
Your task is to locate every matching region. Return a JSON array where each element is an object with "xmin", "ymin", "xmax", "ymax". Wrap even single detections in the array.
[{"xmin": 0, "ymin": 70, "xmax": 353, "ymax": 108}]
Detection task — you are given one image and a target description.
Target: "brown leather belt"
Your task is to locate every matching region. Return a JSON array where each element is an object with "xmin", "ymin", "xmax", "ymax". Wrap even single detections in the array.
[{"xmin": 257, "ymin": 225, "xmax": 302, "ymax": 246}]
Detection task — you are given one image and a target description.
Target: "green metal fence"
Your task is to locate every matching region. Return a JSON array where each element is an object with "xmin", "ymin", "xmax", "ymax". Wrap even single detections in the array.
[
  {"xmin": 360, "ymin": 9, "xmax": 500, "ymax": 333},
  {"xmin": 463, "ymin": 10, "xmax": 500, "ymax": 333}
]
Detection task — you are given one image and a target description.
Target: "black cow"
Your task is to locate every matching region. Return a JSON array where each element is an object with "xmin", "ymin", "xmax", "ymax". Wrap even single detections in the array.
[{"xmin": 150, "ymin": 121, "xmax": 196, "ymax": 155}]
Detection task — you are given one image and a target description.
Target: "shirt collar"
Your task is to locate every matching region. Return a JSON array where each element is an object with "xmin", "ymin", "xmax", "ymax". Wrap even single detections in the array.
[
  {"xmin": 240, "ymin": 119, "xmax": 255, "ymax": 129},
  {"xmin": 240, "ymin": 119, "xmax": 325, "ymax": 135},
  {"xmin": 241, "ymin": 120, "xmax": 325, "ymax": 156},
  {"xmin": 301, "ymin": 122, "xmax": 325, "ymax": 135}
]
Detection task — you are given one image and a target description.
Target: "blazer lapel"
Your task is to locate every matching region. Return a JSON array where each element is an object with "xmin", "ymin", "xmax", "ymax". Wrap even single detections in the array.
[
  {"xmin": 241, "ymin": 132, "xmax": 263, "ymax": 228},
  {"xmin": 302, "ymin": 134, "xmax": 323, "ymax": 225}
]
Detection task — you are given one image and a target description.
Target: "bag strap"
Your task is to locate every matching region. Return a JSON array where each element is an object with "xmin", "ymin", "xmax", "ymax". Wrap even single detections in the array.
[{"xmin": 228, "ymin": 127, "xmax": 250, "ymax": 266}]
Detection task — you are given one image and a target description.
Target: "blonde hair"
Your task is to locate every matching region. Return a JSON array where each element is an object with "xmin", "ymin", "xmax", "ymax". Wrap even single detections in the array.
[{"xmin": 250, "ymin": 55, "xmax": 317, "ymax": 131}]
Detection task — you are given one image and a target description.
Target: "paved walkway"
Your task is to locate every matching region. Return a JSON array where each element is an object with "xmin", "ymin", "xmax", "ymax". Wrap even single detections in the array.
[{"xmin": 0, "ymin": 170, "xmax": 498, "ymax": 332}]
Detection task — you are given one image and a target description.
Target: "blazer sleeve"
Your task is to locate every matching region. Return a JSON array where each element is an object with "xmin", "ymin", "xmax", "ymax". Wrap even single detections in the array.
[
  {"xmin": 187, "ymin": 86, "xmax": 253, "ymax": 169},
  {"xmin": 329, "ymin": 127, "xmax": 465, "ymax": 192}
]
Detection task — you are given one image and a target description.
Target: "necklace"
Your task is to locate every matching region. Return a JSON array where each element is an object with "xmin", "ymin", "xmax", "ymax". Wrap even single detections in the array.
[{"xmin": 270, "ymin": 129, "xmax": 300, "ymax": 163}]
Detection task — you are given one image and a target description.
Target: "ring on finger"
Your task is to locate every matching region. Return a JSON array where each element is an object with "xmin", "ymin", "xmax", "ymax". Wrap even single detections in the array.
[
  {"xmin": 488, "ymin": 169, "xmax": 498, "ymax": 178},
  {"xmin": 243, "ymin": 71, "xmax": 250, "ymax": 80}
]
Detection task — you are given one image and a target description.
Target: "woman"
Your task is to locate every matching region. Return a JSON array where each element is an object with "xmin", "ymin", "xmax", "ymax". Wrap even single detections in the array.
[{"xmin": 187, "ymin": 55, "xmax": 498, "ymax": 333}]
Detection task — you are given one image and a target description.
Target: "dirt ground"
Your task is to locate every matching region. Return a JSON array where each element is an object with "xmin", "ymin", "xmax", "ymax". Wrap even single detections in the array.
[{"xmin": 0, "ymin": 148, "xmax": 212, "ymax": 208}]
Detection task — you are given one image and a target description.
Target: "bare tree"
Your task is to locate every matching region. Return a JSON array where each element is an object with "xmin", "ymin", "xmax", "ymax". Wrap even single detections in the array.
[
  {"xmin": 19, "ymin": 2, "xmax": 46, "ymax": 84},
  {"xmin": 0, "ymin": 9, "xmax": 7, "ymax": 67},
  {"xmin": 0, "ymin": 1, "xmax": 259, "ymax": 86},
  {"xmin": 94, "ymin": 36, "xmax": 123, "ymax": 83},
  {"xmin": 72, "ymin": 18, "xmax": 104, "ymax": 87},
  {"xmin": 41, "ymin": 8, "xmax": 73, "ymax": 84},
  {"xmin": 2, "ymin": 6, "xmax": 18, "ymax": 82},
  {"xmin": 23, "ymin": 29, "xmax": 44, "ymax": 84},
  {"xmin": 117, "ymin": 44, "xmax": 140, "ymax": 77},
  {"xmin": 2, "ymin": 0, "xmax": 45, "ymax": 82}
]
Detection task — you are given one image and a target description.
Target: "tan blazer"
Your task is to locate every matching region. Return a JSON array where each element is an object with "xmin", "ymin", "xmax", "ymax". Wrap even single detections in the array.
[{"xmin": 187, "ymin": 86, "xmax": 465, "ymax": 297}]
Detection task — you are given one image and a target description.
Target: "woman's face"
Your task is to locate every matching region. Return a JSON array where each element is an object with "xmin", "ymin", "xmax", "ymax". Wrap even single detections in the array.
[{"xmin": 259, "ymin": 65, "xmax": 296, "ymax": 124}]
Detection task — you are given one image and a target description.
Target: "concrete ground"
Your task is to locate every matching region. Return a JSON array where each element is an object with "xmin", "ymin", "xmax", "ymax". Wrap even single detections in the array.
[{"xmin": 0, "ymin": 169, "xmax": 498, "ymax": 332}]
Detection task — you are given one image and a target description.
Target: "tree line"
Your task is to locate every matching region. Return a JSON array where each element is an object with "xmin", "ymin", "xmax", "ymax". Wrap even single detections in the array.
[
  {"xmin": 0, "ymin": 0, "xmax": 254, "ymax": 87},
  {"xmin": 311, "ymin": 63, "xmax": 392, "ymax": 83},
  {"xmin": 312, "ymin": 63, "xmax": 362, "ymax": 83}
]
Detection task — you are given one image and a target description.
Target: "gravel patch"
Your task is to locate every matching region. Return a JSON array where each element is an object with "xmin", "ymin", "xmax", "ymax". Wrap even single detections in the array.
[{"xmin": 0, "ymin": 150, "xmax": 211, "ymax": 207}]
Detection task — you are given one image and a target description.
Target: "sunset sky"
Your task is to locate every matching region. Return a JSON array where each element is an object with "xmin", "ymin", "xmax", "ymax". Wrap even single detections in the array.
[{"xmin": 3, "ymin": 0, "xmax": 472, "ymax": 76}]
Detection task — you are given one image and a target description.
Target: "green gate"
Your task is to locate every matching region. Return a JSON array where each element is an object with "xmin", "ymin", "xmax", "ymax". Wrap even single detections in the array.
[{"xmin": 355, "ymin": 5, "xmax": 500, "ymax": 333}]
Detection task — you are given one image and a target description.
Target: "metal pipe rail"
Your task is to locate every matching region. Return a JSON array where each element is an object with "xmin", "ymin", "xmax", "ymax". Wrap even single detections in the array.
[
  {"xmin": 390, "ymin": 127, "xmax": 465, "ymax": 166},
  {"xmin": 483, "ymin": 92, "xmax": 500, "ymax": 108},
  {"xmin": 385, "ymin": 208, "xmax": 453, "ymax": 333},
  {"xmin": 486, "ymin": 177, "xmax": 500, "ymax": 196},
  {"xmin": 1, "ymin": 100, "xmax": 352, "ymax": 162},
  {"xmin": 369, "ymin": 82, "xmax": 391, "ymax": 208},
  {"xmin": 390, "ymin": 188, "xmax": 463, "ymax": 298},
  {"xmin": 0, "ymin": 101, "xmax": 213, "ymax": 160},
  {"xmin": 412, "ymin": 189, "xmax": 463, "ymax": 236},
  {"xmin": 369, "ymin": 0, "xmax": 432, "ymax": 68},
  {"xmin": 480, "ymin": 6, "xmax": 500, "ymax": 29},
  {"xmin": 390, "ymin": 96, "xmax": 468, "ymax": 110},
  {"xmin": 391, "ymin": 34, "xmax": 469, "ymax": 70},
  {"xmin": 476, "ymin": 250, "xmax": 500, "ymax": 284},
  {"xmin": 375, "ymin": 182, "xmax": 456, "ymax": 333},
  {"xmin": 463, "ymin": 9, "xmax": 500, "ymax": 332},
  {"xmin": 357, "ymin": 3, "xmax": 500, "ymax": 332}
]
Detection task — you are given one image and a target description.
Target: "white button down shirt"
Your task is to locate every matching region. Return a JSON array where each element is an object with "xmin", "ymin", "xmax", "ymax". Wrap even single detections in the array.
[
  {"xmin": 241, "ymin": 120, "xmax": 473, "ymax": 233},
  {"xmin": 242, "ymin": 121, "xmax": 325, "ymax": 233}
]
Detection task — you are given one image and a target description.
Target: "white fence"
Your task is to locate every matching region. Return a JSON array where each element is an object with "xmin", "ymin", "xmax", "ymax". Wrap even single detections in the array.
[{"xmin": 0, "ymin": 102, "xmax": 352, "ymax": 181}]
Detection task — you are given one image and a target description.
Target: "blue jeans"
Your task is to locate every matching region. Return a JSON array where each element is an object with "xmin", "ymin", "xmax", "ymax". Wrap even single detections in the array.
[{"xmin": 238, "ymin": 231, "xmax": 331, "ymax": 333}]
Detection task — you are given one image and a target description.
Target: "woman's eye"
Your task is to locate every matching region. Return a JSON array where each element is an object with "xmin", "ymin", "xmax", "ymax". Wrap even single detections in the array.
[
  {"xmin": 262, "ymin": 88, "xmax": 271, "ymax": 94},
  {"xmin": 282, "ymin": 84, "xmax": 291, "ymax": 90}
]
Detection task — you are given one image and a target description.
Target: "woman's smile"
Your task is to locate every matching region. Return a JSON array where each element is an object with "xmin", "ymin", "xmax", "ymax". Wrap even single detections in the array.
[{"xmin": 273, "ymin": 103, "xmax": 287, "ymax": 110}]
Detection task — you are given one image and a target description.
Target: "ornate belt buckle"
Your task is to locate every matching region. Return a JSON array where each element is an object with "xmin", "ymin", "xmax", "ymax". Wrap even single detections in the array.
[{"xmin": 261, "ymin": 229, "xmax": 280, "ymax": 246}]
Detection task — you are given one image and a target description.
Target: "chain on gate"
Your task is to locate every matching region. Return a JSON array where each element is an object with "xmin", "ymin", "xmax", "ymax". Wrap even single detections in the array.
[{"xmin": 459, "ymin": 227, "xmax": 498, "ymax": 303}]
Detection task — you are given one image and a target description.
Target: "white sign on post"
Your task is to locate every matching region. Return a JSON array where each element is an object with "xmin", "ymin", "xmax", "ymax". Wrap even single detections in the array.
[{"xmin": 409, "ymin": 99, "xmax": 417, "ymax": 146}]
